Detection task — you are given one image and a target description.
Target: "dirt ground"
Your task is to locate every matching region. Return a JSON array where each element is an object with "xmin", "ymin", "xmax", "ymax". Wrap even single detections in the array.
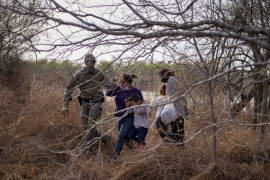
[{"xmin": 1, "ymin": 65, "xmax": 270, "ymax": 180}]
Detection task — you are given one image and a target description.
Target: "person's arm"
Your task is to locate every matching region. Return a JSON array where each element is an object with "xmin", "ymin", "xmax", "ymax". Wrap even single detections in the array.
[
  {"xmin": 102, "ymin": 78, "xmax": 112, "ymax": 88},
  {"xmin": 64, "ymin": 71, "xmax": 81, "ymax": 102},
  {"xmin": 62, "ymin": 71, "xmax": 81, "ymax": 114},
  {"xmin": 135, "ymin": 106, "xmax": 147, "ymax": 114},
  {"xmin": 97, "ymin": 70, "xmax": 113, "ymax": 88},
  {"xmin": 106, "ymin": 83, "xmax": 121, "ymax": 96},
  {"xmin": 166, "ymin": 76, "xmax": 184, "ymax": 98},
  {"xmin": 137, "ymin": 89, "xmax": 144, "ymax": 102},
  {"xmin": 149, "ymin": 97, "xmax": 159, "ymax": 108}
]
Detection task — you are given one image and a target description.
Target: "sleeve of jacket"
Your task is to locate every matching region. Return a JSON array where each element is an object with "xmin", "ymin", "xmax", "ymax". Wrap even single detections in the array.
[
  {"xmin": 106, "ymin": 84, "xmax": 121, "ymax": 96},
  {"xmin": 167, "ymin": 76, "xmax": 187, "ymax": 105},
  {"xmin": 95, "ymin": 69, "xmax": 113, "ymax": 88},
  {"xmin": 64, "ymin": 71, "xmax": 81, "ymax": 101},
  {"xmin": 167, "ymin": 76, "xmax": 182, "ymax": 98},
  {"xmin": 101, "ymin": 74, "xmax": 112, "ymax": 88},
  {"xmin": 137, "ymin": 89, "xmax": 144, "ymax": 102}
]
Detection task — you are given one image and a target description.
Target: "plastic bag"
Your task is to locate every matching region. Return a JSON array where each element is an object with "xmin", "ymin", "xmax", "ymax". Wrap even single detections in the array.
[{"xmin": 160, "ymin": 103, "xmax": 178, "ymax": 125}]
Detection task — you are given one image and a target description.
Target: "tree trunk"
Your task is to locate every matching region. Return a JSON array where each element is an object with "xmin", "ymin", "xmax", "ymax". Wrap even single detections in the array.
[{"xmin": 252, "ymin": 49, "xmax": 270, "ymax": 155}]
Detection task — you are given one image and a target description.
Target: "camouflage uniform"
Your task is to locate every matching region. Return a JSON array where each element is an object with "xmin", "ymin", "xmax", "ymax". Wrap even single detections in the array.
[{"xmin": 64, "ymin": 67, "xmax": 106, "ymax": 142}]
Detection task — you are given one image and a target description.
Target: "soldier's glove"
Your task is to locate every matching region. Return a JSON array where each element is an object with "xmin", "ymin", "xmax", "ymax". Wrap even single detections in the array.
[{"xmin": 62, "ymin": 101, "xmax": 69, "ymax": 116}]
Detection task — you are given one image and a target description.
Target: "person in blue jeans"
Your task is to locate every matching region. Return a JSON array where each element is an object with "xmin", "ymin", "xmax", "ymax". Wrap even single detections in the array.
[
  {"xmin": 106, "ymin": 74, "xmax": 144, "ymax": 159},
  {"xmin": 125, "ymin": 94, "xmax": 149, "ymax": 147}
]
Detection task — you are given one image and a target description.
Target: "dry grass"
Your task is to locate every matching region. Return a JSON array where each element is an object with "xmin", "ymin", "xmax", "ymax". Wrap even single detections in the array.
[{"xmin": 0, "ymin": 65, "xmax": 270, "ymax": 180}]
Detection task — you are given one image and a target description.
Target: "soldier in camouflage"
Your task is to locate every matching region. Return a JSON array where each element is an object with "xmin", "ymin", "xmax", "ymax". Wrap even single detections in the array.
[{"xmin": 62, "ymin": 53, "xmax": 109, "ymax": 145}]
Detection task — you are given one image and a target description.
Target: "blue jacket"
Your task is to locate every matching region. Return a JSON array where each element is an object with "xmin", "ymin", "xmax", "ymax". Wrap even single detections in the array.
[{"xmin": 106, "ymin": 84, "xmax": 144, "ymax": 117}]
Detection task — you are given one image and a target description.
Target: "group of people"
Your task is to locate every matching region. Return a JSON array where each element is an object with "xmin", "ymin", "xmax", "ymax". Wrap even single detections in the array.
[{"xmin": 62, "ymin": 54, "xmax": 188, "ymax": 160}]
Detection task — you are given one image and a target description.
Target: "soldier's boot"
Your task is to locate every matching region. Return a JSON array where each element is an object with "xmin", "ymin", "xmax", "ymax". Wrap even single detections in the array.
[
  {"xmin": 85, "ymin": 126, "xmax": 112, "ymax": 145},
  {"xmin": 85, "ymin": 127, "xmax": 99, "ymax": 145}
]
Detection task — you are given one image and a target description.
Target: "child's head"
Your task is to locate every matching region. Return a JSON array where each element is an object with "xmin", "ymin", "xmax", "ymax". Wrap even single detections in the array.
[
  {"xmin": 159, "ymin": 84, "xmax": 166, "ymax": 96},
  {"xmin": 120, "ymin": 74, "xmax": 138, "ymax": 87},
  {"xmin": 125, "ymin": 94, "xmax": 142, "ymax": 107}
]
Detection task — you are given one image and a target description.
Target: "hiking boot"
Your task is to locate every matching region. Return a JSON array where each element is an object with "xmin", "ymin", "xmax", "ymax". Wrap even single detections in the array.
[{"xmin": 135, "ymin": 142, "xmax": 146, "ymax": 149}]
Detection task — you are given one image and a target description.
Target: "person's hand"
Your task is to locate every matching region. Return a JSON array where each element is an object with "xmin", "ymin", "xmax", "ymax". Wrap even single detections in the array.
[
  {"xmin": 112, "ymin": 77, "xmax": 118, "ymax": 83},
  {"xmin": 62, "ymin": 101, "xmax": 69, "ymax": 116}
]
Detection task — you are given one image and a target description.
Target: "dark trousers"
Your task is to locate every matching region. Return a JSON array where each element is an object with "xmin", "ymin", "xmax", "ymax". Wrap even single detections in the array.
[
  {"xmin": 128, "ymin": 127, "xmax": 148, "ymax": 144},
  {"xmin": 156, "ymin": 117, "xmax": 184, "ymax": 142},
  {"xmin": 81, "ymin": 101, "xmax": 102, "ymax": 143},
  {"xmin": 114, "ymin": 116, "xmax": 135, "ymax": 154}
]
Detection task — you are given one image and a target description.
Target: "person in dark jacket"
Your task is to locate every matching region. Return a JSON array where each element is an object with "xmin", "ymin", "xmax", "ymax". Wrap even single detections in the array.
[
  {"xmin": 62, "ymin": 53, "xmax": 109, "ymax": 145},
  {"xmin": 106, "ymin": 74, "xmax": 144, "ymax": 159}
]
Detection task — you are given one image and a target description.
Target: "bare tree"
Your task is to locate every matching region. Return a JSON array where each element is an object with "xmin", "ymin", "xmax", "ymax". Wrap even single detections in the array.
[
  {"xmin": 0, "ymin": 0, "xmax": 47, "ymax": 85},
  {"xmin": 2, "ymin": 0, "xmax": 270, "ymax": 162}
]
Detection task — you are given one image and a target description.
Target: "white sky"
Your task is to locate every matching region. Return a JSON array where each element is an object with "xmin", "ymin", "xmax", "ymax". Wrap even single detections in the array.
[
  {"xmin": 24, "ymin": 0, "xmax": 193, "ymax": 64},
  {"xmin": 25, "ymin": 0, "xmax": 130, "ymax": 63}
]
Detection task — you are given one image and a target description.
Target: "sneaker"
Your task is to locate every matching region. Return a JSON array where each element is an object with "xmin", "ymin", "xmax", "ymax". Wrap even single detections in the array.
[{"xmin": 135, "ymin": 142, "xmax": 141, "ymax": 148}]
